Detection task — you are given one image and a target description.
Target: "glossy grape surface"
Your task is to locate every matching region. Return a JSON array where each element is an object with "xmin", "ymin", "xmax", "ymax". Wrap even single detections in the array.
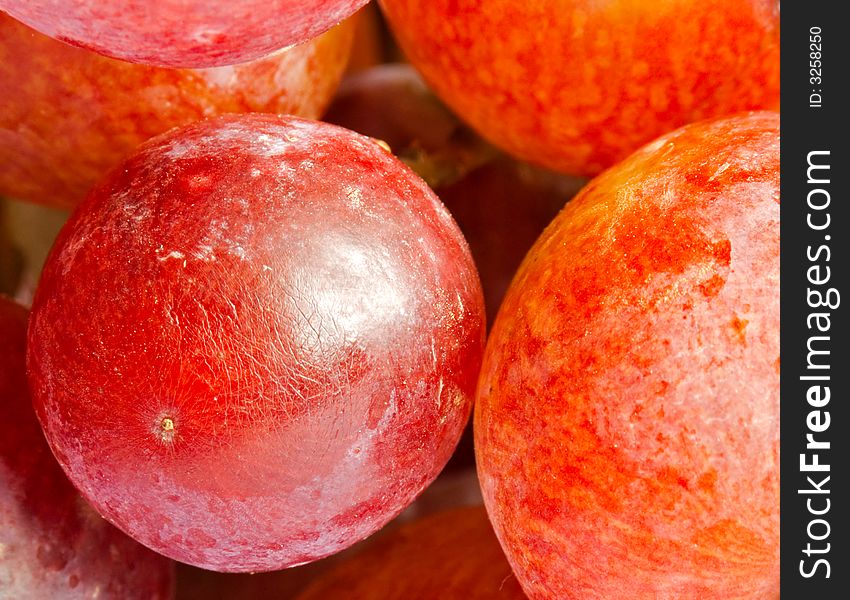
[
  {"xmin": 0, "ymin": 296, "xmax": 175, "ymax": 599},
  {"xmin": 27, "ymin": 114, "xmax": 485, "ymax": 572},
  {"xmin": 0, "ymin": 0, "xmax": 368, "ymax": 67}
]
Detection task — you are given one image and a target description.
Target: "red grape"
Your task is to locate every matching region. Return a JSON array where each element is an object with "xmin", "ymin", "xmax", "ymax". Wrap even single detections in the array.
[
  {"xmin": 175, "ymin": 469, "xmax": 485, "ymax": 598},
  {"xmin": 324, "ymin": 65, "xmax": 585, "ymax": 324},
  {"xmin": 0, "ymin": 12, "xmax": 354, "ymax": 209},
  {"xmin": 380, "ymin": 0, "xmax": 780, "ymax": 176},
  {"xmin": 0, "ymin": 296, "xmax": 175, "ymax": 598},
  {"xmin": 475, "ymin": 112, "xmax": 779, "ymax": 598},
  {"xmin": 27, "ymin": 114, "xmax": 485, "ymax": 572},
  {"xmin": 295, "ymin": 506, "xmax": 525, "ymax": 599},
  {"xmin": 0, "ymin": 0, "xmax": 368, "ymax": 67}
]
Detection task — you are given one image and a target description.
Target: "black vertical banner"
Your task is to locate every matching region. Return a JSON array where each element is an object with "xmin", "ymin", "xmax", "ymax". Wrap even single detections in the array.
[{"xmin": 781, "ymin": 3, "xmax": 849, "ymax": 598}]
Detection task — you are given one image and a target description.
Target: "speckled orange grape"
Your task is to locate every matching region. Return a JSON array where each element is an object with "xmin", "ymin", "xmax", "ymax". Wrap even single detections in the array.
[
  {"xmin": 475, "ymin": 112, "xmax": 779, "ymax": 598},
  {"xmin": 380, "ymin": 0, "xmax": 779, "ymax": 176}
]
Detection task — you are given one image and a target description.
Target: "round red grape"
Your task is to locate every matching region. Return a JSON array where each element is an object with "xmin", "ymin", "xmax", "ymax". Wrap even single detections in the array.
[
  {"xmin": 0, "ymin": 0, "xmax": 368, "ymax": 67},
  {"xmin": 0, "ymin": 12, "xmax": 354, "ymax": 209},
  {"xmin": 0, "ymin": 296, "xmax": 175, "ymax": 599},
  {"xmin": 380, "ymin": 0, "xmax": 780, "ymax": 176},
  {"xmin": 27, "ymin": 114, "xmax": 485, "ymax": 572},
  {"xmin": 475, "ymin": 112, "xmax": 779, "ymax": 598}
]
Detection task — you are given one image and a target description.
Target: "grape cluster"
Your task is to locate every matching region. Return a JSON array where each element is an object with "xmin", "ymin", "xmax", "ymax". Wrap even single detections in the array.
[{"xmin": 0, "ymin": 2, "xmax": 779, "ymax": 598}]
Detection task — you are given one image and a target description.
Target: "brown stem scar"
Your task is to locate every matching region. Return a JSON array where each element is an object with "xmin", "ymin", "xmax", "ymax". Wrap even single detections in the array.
[{"xmin": 157, "ymin": 416, "xmax": 176, "ymax": 444}]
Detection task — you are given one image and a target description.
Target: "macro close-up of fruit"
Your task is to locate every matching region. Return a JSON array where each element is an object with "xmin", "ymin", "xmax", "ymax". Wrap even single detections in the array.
[
  {"xmin": 0, "ymin": 296, "xmax": 176, "ymax": 599},
  {"xmin": 0, "ymin": 1, "xmax": 781, "ymax": 598},
  {"xmin": 0, "ymin": 0, "xmax": 368, "ymax": 67},
  {"xmin": 0, "ymin": 11, "xmax": 354, "ymax": 209},
  {"xmin": 26, "ymin": 113, "xmax": 485, "ymax": 573},
  {"xmin": 380, "ymin": 0, "xmax": 780, "ymax": 176},
  {"xmin": 476, "ymin": 112, "xmax": 780, "ymax": 599},
  {"xmin": 296, "ymin": 506, "xmax": 525, "ymax": 599}
]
